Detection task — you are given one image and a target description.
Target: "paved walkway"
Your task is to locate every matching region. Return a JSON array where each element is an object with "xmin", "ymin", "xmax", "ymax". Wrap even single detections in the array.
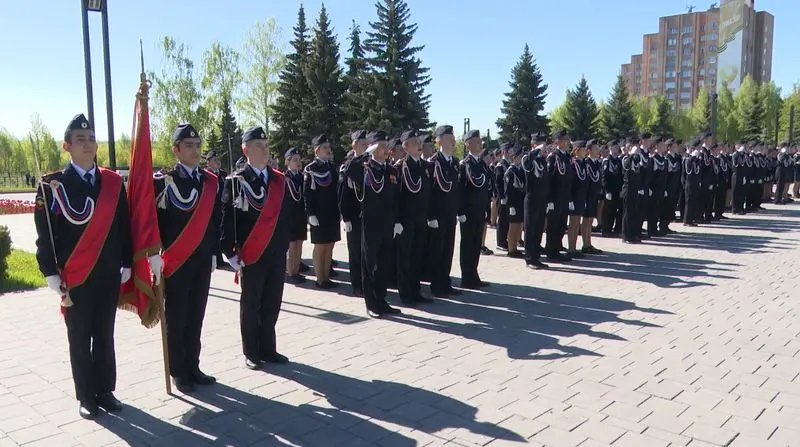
[{"xmin": 1, "ymin": 205, "xmax": 800, "ymax": 446}]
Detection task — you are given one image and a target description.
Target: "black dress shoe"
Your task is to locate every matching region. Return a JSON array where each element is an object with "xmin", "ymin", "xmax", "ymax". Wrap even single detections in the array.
[
  {"xmin": 79, "ymin": 401, "xmax": 98, "ymax": 420},
  {"xmin": 526, "ymin": 261, "xmax": 549, "ymax": 270},
  {"xmin": 460, "ymin": 282, "xmax": 481, "ymax": 290},
  {"xmin": 479, "ymin": 281, "xmax": 490, "ymax": 288},
  {"xmin": 97, "ymin": 393, "xmax": 123, "ymax": 412},
  {"xmin": 299, "ymin": 262, "xmax": 310, "ymax": 273},
  {"xmin": 352, "ymin": 288, "xmax": 364, "ymax": 297},
  {"xmin": 367, "ymin": 309, "xmax": 383, "ymax": 318},
  {"xmin": 173, "ymin": 376, "xmax": 196, "ymax": 393},
  {"xmin": 264, "ymin": 353, "xmax": 289, "ymax": 364},
  {"xmin": 380, "ymin": 305, "xmax": 402, "ymax": 315},
  {"xmin": 496, "ymin": 245, "xmax": 509, "ymax": 252},
  {"xmin": 507, "ymin": 251, "xmax": 525, "ymax": 259},
  {"xmin": 444, "ymin": 287, "xmax": 461, "ymax": 295},
  {"xmin": 331, "ymin": 259, "xmax": 339, "ymax": 267},
  {"xmin": 400, "ymin": 299, "xmax": 418, "ymax": 308},
  {"xmin": 245, "ymin": 358, "xmax": 263, "ymax": 370},
  {"xmin": 415, "ymin": 295, "xmax": 434, "ymax": 304},
  {"xmin": 329, "ymin": 269, "xmax": 339, "ymax": 277},
  {"xmin": 315, "ymin": 281, "xmax": 331, "ymax": 290},
  {"xmin": 192, "ymin": 370, "xmax": 216, "ymax": 385},
  {"xmin": 480, "ymin": 246, "xmax": 494, "ymax": 255}
]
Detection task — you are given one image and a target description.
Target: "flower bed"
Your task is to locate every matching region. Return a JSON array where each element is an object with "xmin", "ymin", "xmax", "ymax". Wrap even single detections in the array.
[{"xmin": 0, "ymin": 199, "xmax": 35, "ymax": 215}]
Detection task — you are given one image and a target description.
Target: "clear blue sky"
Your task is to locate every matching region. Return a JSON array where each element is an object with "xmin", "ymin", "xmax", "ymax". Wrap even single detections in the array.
[{"xmin": 1, "ymin": 0, "xmax": 797, "ymax": 141}]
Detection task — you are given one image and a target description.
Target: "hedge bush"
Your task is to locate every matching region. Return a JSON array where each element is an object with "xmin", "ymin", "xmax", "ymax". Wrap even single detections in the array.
[{"xmin": 0, "ymin": 225, "xmax": 11, "ymax": 282}]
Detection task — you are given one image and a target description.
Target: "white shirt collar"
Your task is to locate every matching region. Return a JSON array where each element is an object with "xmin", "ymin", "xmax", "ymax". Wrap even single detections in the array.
[
  {"xmin": 70, "ymin": 160, "xmax": 96, "ymax": 179},
  {"xmin": 441, "ymin": 151, "xmax": 452, "ymax": 162},
  {"xmin": 248, "ymin": 163, "xmax": 269, "ymax": 180},
  {"xmin": 177, "ymin": 162, "xmax": 198, "ymax": 178}
]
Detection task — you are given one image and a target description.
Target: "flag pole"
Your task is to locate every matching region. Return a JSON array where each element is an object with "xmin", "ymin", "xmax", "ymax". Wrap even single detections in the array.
[{"xmin": 140, "ymin": 40, "xmax": 171, "ymax": 395}]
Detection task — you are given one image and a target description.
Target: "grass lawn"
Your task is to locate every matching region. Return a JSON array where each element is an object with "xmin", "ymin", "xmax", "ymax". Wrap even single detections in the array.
[{"xmin": 2, "ymin": 249, "xmax": 45, "ymax": 293}]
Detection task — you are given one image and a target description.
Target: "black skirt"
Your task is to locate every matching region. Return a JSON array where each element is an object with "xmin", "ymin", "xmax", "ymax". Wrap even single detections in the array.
[
  {"xmin": 584, "ymin": 194, "xmax": 600, "ymax": 217},
  {"xmin": 310, "ymin": 222, "xmax": 340, "ymax": 244},
  {"xmin": 290, "ymin": 215, "xmax": 308, "ymax": 242}
]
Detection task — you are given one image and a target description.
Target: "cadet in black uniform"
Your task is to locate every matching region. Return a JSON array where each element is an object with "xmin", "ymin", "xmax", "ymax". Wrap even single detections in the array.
[
  {"xmin": 427, "ymin": 125, "xmax": 461, "ymax": 297},
  {"xmin": 567, "ymin": 141, "xmax": 588, "ymax": 258},
  {"xmin": 480, "ymin": 148, "xmax": 496, "ymax": 256},
  {"xmin": 698, "ymin": 134, "xmax": 717, "ymax": 222},
  {"xmin": 683, "ymin": 147, "xmax": 702, "ymax": 226},
  {"xmin": 203, "ymin": 149, "xmax": 228, "ymax": 268},
  {"xmin": 339, "ymin": 130, "xmax": 368, "ymax": 296},
  {"xmin": 792, "ymin": 146, "xmax": 800, "ymax": 198},
  {"xmin": 304, "ymin": 134, "xmax": 340, "ymax": 289},
  {"xmin": 545, "ymin": 129, "xmax": 574, "ymax": 261},
  {"xmin": 35, "ymin": 114, "xmax": 132, "ymax": 419},
  {"xmin": 730, "ymin": 142, "xmax": 747, "ymax": 214},
  {"xmin": 284, "ymin": 147, "xmax": 307, "ymax": 284},
  {"xmin": 344, "ymin": 131, "xmax": 402, "ymax": 317},
  {"xmin": 221, "ymin": 126, "xmax": 292, "ymax": 370},
  {"xmin": 775, "ymin": 143, "xmax": 792, "ymax": 204},
  {"xmin": 601, "ymin": 141, "xmax": 624, "ymax": 237},
  {"xmin": 663, "ymin": 139, "xmax": 682, "ymax": 232},
  {"xmin": 648, "ymin": 137, "xmax": 668, "ymax": 236},
  {"xmin": 153, "ymin": 124, "xmax": 220, "ymax": 393},
  {"xmin": 582, "ymin": 140, "xmax": 603, "ymax": 253},
  {"xmin": 503, "ymin": 145, "xmax": 525, "ymax": 258},
  {"xmin": 522, "ymin": 134, "xmax": 550, "ymax": 269},
  {"xmin": 395, "ymin": 129, "xmax": 434, "ymax": 305},
  {"xmin": 621, "ymin": 141, "xmax": 645, "ymax": 243},
  {"xmin": 714, "ymin": 144, "xmax": 731, "ymax": 217},
  {"xmin": 494, "ymin": 145, "xmax": 511, "ymax": 251},
  {"xmin": 458, "ymin": 129, "xmax": 492, "ymax": 288},
  {"xmin": 421, "ymin": 134, "xmax": 435, "ymax": 159},
  {"xmin": 636, "ymin": 133, "xmax": 654, "ymax": 239}
]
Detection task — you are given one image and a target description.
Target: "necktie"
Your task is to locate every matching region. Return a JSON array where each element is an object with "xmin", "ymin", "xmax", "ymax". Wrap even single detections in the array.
[
  {"xmin": 259, "ymin": 172, "xmax": 266, "ymax": 185},
  {"xmin": 83, "ymin": 172, "xmax": 93, "ymax": 187},
  {"xmin": 193, "ymin": 170, "xmax": 200, "ymax": 184}
]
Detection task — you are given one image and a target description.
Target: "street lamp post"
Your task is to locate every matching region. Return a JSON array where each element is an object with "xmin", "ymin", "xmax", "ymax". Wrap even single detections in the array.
[
  {"xmin": 81, "ymin": 0, "xmax": 117, "ymax": 169},
  {"xmin": 463, "ymin": 118, "xmax": 470, "ymax": 135},
  {"xmin": 710, "ymin": 92, "xmax": 719, "ymax": 141},
  {"xmin": 789, "ymin": 106, "xmax": 795, "ymax": 144}
]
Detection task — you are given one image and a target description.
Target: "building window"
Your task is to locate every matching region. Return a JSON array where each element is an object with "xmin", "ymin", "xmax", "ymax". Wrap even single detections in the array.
[
  {"xmin": 709, "ymin": 21, "xmax": 717, "ymax": 29},
  {"xmin": 683, "ymin": 47, "xmax": 693, "ymax": 55},
  {"xmin": 682, "ymin": 59, "xmax": 693, "ymax": 67},
  {"xmin": 700, "ymin": 68, "xmax": 706, "ymax": 75},
  {"xmin": 681, "ymin": 69, "xmax": 692, "ymax": 77},
  {"xmin": 709, "ymin": 67, "xmax": 717, "ymax": 74},
  {"xmin": 666, "ymin": 71, "xmax": 677, "ymax": 78},
  {"xmin": 666, "ymin": 50, "xmax": 677, "ymax": 57},
  {"xmin": 681, "ymin": 80, "xmax": 691, "ymax": 88},
  {"xmin": 699, "ymin": 80, "xmax": 705, "ymax": 87},
  {"xmin": 709, "ymin": 32, "xmax": 718, "ymax": 40},
  {"xmin": 669, "ymin": 27, "xmax": 678, "ymax": 34},
  {"xmin": 649, "ymin": 73, "xmax": 658, "ymax": 79},
  {"xmin": 667, "ymin": 38, "xmax": 677, "ymax": 46},
  {"xmin": 665, "ymin": 81, "xmax": 677, "ymax": 89},
  {"xmin": 709, "ymin": 56, "xmax": 717, "ymax": 63},
  {"xmin": 682, "ymin": 26, "xmax": 693, "ymax": 34},
  {"xmin": 666, "ymin": 93, "xmax": 677, "ymax": 100},
  {"xmin": 708, "ymin": 45, "xmax": 717, "ymax": 52},
  {"xmin": 701, "ymin": 35, "xmax": 707, "ymax": 42},
  {"xmin": 680, "ymin": 92, "xmax": 692, "ymax": 100}
]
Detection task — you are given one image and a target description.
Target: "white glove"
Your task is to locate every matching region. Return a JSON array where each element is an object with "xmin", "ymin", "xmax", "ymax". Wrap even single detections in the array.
[
  {"xmin": 509, "ymin": 207, "xmax": 517, "ymax": 216},
  {"xmin": 664, "ymin": 190, "xmax": 668, "ymax": 198},
  {"xmin": 500, "ymin": 198, "xmax": 507, "ymax": 205},
  {"xmin": 45, "ymin": 275, "xmax": 64, "ymax": 296},
  {"xmin": 393, "ymin": 223, "xmax": 403, "ymax": 237},
  {"xmin": 211, "ymin": 256, "xmax": 217, "ymax": 271},
  {"xmin": 758, "ymin": 180, "xmax": 763, "ymax": 184},
  {"xmin": 343, "ymin": 221, "xmax": 353, "ymax": 233},
  {"xmin": 457, "ymin": 215, "xmax": 467, "ymax": 223},
  {"xmin": 148, "ymin": 254, "xmax": 164, "ymax": 285},
  {"xmin": 750, "ymin": 180, "xmax": 755, "ymax": 184},
  {"xmin": 120, "ymin": 268, "xmax": 132, "ymax": 284},
  {"xmin": 547, "ymin": 203, "xmax": 554, "ymax": 211},
  {"xmin": 637, "ymin": 189, "xmax": 645, "ymax": 195},
  {"xmin": 227, "ymin": 255, "xmax": 244, "ymax": 271},
  {"xmin": 743, "ymin": 177, "xmax": 747, "ymax": 185},
  {"xmin": 708, "ymin": 185, "xmax": 714, "ymax": 190},
  {"xmin": 649, "ymin": 189, "xmax": 653, "ymax": 196},
  {"xmin": 568, "ymin": 202, "xmax": 575, "ymax": 211},
  {"xmin": 427, "ymin": 219, "xmax": 439, "ymax": 229},
  {"xmin": 605, "ymin": 193, "xmax": 613, "ymax": 201},
  {"xmin": 309, "ymin": 215, "xmax": 320, "ymax": 227}
]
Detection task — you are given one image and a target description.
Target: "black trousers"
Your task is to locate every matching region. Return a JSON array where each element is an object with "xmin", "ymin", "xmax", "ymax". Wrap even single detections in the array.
[
  {"xmin": 677, "ymin": 188, "xmax": 685, "ymax": 220},
  {"xmin": 731, "ymin": 176, "xmax": 745, "ymax": 212},
  {"xmin": 362, "ymin": 225, "xmax": 393, "ymax": 311},
  {"xmin": 346, "ymin": 219, "xmax": 363, "ymax": 292},
  {"xmin": 660, "ymin": 192, "xmax": 677, "ymax": 232},
  {"xmin": 428, "ymin": 217, "xmax": 456, "ymax": 293},
  {"xmin": 774, "ymin": 176, "xmax": 787, "ymax": 203},
  {"xmin": 165, "ymin": 254, "xmax": 212, "ymax": 379},
  {"xmin": 496, "ymin": 204, "xmax": 509, "ymax": 248},
  {"xmin": 714, "ymin": 185, "xmax": 727, "ymax": 217},
  {"xmin": 396, "ymin": 219, "xmax": 426, "ymax": 300},
  {"xmin": 524, "ymin": 197, "xmax": 547, "ymax": 263},
  {"xmin": 621, "ymin": 192, "xmax": 639, "ymax": 241},
  {"xmin": 545, "ymin": 208, "xmax": 567, "ymax": 257},
  {"xmin": 683, "ymin": 187, "xmax": 699, "ymax": 224},
  {"xmin": 701, "ymin": 185, "xmax": 715, "ymax": 220},
  {"xmin": 64, "ymin": 270, "xmax": 120, "ymax": 403},
  {"xmin": 240, "ymin": 257, "xmax": 285, "ymax": 362},
  {"xmin": 459, "ymin": 213, "xmax": 484, "ymax": 285},
  {"xmin": 647, "ymin": 194, "xmax": 662, "ymax": 235},
  {"xmin": 601, "ymin": 195, "xmax": 623, "ymax": 234}
]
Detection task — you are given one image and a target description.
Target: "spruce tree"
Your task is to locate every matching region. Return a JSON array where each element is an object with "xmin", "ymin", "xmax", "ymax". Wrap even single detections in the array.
[
  {"xmin": 691, "ymin": 87, "xmax": 712, "ymax": 134},
  {"xmin": 271, "ymin": 4, "xmax": 311, "ymax": 156},
  {"xmin": 343, "ymin": 21, "xmax": 368, "ymax": 137},
  {"xmin": 600, "ymin": 75, "xmax": 636, "ymax": 140},
  {"xmin": 648, "ymin": 95, "xmax": 674, "ymax": 137},
  {"xmin": 495, "ymin": 44, "xmax": 549, "ymax": 146},
  {"xmin": 738, "ymin": 82, "xmax": 764, "ymax": 141},
  {"xmin": 362, "ymin": 0, "xmax": 431, "ymax": 133},
  {"xmin": 303, "ymin": 5, "xmax": 346, "ymax": 160},
  {"xmin": 562, "ymin": 76, "xmax": 598, "ymax": 141},
  {"xmin": 218, "ymin": 97, "xmax": 243, "ymax": 168}
]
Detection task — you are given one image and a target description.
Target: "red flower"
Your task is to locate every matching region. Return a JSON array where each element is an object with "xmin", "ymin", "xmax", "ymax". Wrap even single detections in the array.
[{"xmin": 0, "ymin": 199, "xmax": 35, "ymax": 215}]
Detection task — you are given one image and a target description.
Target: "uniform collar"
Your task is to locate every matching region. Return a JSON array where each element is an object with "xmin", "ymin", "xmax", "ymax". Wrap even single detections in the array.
[
  {"xmin": 69, "ymin": 160, "xmax": 96, "ymax": 179},
  {"xmin": 177, "ymin": 162, "xmax": 199, "ymax": 178},
  {"xmin": 248, "ymin": 163, "xmax": 270, "ymax": 180}
]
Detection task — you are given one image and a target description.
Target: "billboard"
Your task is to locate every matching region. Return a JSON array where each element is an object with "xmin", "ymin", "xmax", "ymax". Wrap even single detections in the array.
[{"xmin": 716, "ymin": 0, "xmax": 749, "ymax": 92}]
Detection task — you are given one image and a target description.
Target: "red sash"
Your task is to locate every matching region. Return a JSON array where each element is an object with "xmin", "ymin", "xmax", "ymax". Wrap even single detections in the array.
[
  {"xmin": 162, "ymin": 170, "xmax": 218, "ymax": 278},
  {"xmin": 62, "ymin": 168, "xmax": 123, "ymax": 291},
  {"xmin": 239, "ymin": 170, "xmax": 286, "ymax": 266}
]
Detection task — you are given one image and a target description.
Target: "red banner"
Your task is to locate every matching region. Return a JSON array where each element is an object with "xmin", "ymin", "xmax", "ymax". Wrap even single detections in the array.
[
  {"xmin": 162, "ymin": 170, "xmax": 217, "ymax": 277},
  {"xmin": 235, "ymin": 170, "xmax": 285, "ymax": 282},
  {"xmin": 119, "ymin": 80, "xmax": 162, "ymax": 328}
]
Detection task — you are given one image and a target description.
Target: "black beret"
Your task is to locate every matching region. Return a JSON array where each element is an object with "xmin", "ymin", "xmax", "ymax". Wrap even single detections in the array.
[
  {"xmin": 421, "ymin": 134, "xmax": 433, "ymax": 144},
  {"xmin": 312, "ymin": 134, "xmax": 329, "ymax": 147},
  {"xmin": 351, "ymin": 129, "xmax": 367, "ymax": 141},
  {"xmin": 64, "ymin": 113, "xmax": 92, "ymax": 140},
  {"xmin": 235, "ymin": 156, "xmax": 247, "ymax": 166},
  {"xmin": 242, "ymin": 126, "xmax": 267, "ymax": 142},
  {"xmin": 493, "ymin": 148, "xmax": 502, "ymax": 156},
  {"xmin": 627, "ymin": 136, "xmax": 640, "ymax": 145},
  {"xmin": 390, "ymin": 137, "xmax": 402, "ymax": 148},
  {"xmin": 639, "ymin": 132, "xmax": 652, "ymax": 140},
  {"xmin": 572, "ymin": 140, "xmax": 587, "ymax": 148},
  {"xmin": 367, "ymin": 130, "xmax": 387, "ymax": 145},
  {"xmin": 172, "ymin": 123, "xmax": 199, "ymax": 144},
  {"xmin": 479, "ymin": 148, "xmax": 492, "ymax": 158},
  {"xmin": 202, "ymin": 148, "xmax": 221, "ymax": 160},
  {"xmin": 675, "ymin": 139, "xmax": 683, "ymax": 145},
  {"xmin": 664, "ymin": 138, "xmax": 675, "ymax": 144},
  {"xmin": 586, "ymin": 139, "xmax": 597, "ymax": 147},
  {"xmin": 552, "ymin": 128, "xmax": 569, "ymax": 140},
  {"xmin": 690, "ymin": 138, "xmax": 701, "ymax": 147},
  {"xmin": 463, "ymin": 129, "xmax": 480, "ymax": 141},
  {"xmin": 434, "ymin": 125, "xmax": 454, "ymax": 137},
  {"xmin": 779, "ymin": 141, "xmax": 789, "ymax": 147},
  {"xmin": 700, "ymin": 131, "xmax": 713, "ymax": 139},
  {"xmin": 499, "ymin": 142, "xmax": 513, "ymax": 152},
  {"xmin": 400, "ymin": 129, "xmax": 419, "ymax": 143},
  {"xmin": 532, "ymin": 133, "xmax": 547, "ymax": 143},
  {"xmin": 617, "ymin": 139, "xmax": 627, "ymax": 146},
  {"xmin": 508, "ymin": 145, "xmax": 523, "ymax": 157},
  {"xmin": 284, "ymin": 147, "xmax": 299, "ymax": 159}
]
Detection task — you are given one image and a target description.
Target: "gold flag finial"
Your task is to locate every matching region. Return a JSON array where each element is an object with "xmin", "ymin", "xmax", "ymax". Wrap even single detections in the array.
[{"xmin": 138, "ymin": 39, "xmax": 150, "ymax": 99}]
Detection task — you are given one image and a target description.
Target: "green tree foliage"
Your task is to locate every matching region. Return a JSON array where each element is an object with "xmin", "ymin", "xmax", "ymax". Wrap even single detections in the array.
[
  {"xmin": 691, "ymin": 87, "xmax": 712, "ymax": 134},
  {"xmin": 343, "ymin": 21, "xmax": 368, "ymax": 136},
  {"xmin": 361, "ymin": 0, "xmax": 431, "ymax": 133},
  {"xmin": 547, "ymin": 101, "xmax": 568, "ymax": 135},
  {"xmin": 496, "ymin": 44, "xmax": 549, "ymax": 145},
  {"xmin": 200, "ymin": 41, "xmax": 242, "ymax": 122},
  {"xmin": 671, "ymin": 109, "xmax": 696, "ymax": 142},
  {"xmin": 271, "ymin": 5, "xmax": 312, "ymax": 156},
  {"xmin": 562, "ymin": 77, "xmax": 598, "ymax": 140},
  {"xmin": 716, "ymin": 82, "xmax": 740, "ymax": 143},
  {"xmin": 215, "ymin": 97, "xmax": 244, "ymax": 168},
  {"xmin": 600, "ymin": 75, "xmax": 636, "ymax": 140},
  {"xmin": 735, "ymin": 76, "xmax": 764, "ymax": 142},
  {"xmin": 648, "ymin": 95, "xmax": 674, "ymax": 137},
  {"xmin": 759, "ymin": 80, "xmax": 782, "ymax": 143},
  {"xmin": 779, "ymin": 83, "xmax": 800, "ymax": 143},
  {"xmin": 240, "ymin": 18, "xmax": 286, "ymax": 130},
  {"xmin": 631, "ymin": 97, "xmax": 653, "ymax": 133},
  {"xmin": 303, "ymin": 5, "xmax": 346, "ymax": 160}
]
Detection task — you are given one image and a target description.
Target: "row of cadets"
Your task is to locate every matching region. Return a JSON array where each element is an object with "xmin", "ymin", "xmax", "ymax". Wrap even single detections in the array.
[{"xmin": 303, "ymin": 134, "xmax": 340, "ymax": 289}]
